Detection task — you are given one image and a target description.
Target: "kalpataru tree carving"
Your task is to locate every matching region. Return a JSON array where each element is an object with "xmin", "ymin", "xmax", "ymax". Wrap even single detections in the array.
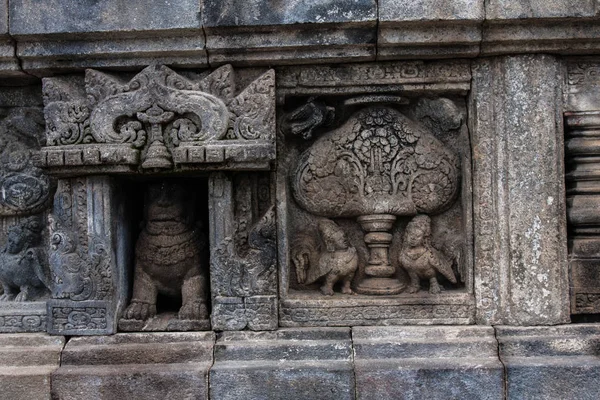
[
  {"xmin": 40, "ymin": 64, "xmax": 275, "ymax": 174},
  {"xmin": 0, "ymin": 107, "xmax": 54, "ymax": 333},
  {"xmin": 119, "ymin": 181, "xmax": 210, "ymax": 331},
  {"xmin": 291, "ymin": 106, "xmax": 460, "ymax": 295}
]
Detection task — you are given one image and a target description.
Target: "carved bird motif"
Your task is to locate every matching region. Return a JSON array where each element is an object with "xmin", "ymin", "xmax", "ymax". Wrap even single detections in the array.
[
  {"xmin": 398, "ymin": 215, "xmax": 457, "ymax": 294},
  {"xmin": 293, "ymin": 219, "xmax": 358, "ymax": 296}
]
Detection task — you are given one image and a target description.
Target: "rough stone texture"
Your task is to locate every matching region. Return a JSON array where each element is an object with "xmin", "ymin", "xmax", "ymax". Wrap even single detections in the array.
[
  {"xmin": 210, "ymin": 328, "xmax": 355, "ymax": 400},
  {"xmin": 378, "ymin": 0, "xmax": 484, "ymax": 59},
  {"xmin": 469, "ymin": 55, "xmax": 569, "ymax": 325},
  {"xmin": 203, "ymin": 0, "xmax": 377, "ymax": 65},
  {"xmin": 353, "ymin": 326, "xmax": 504, "ymax": 400},
  {"xmin": 52, "ymin": 332, "xmax": 214, "ymax": 400},
  {"xmin": 0, "ymin": 333, "xmax": 64, "ymax": 400},
  {"xmin": 486, "ymin": 0, "xmax": 598, "ymax": 20},
  {"xmin": 9, "ymin": 0, "xmax": 206, "ymax": 74},
  {"xmin": 498, "ymin": 324, "xmax": 600, "ymax": 400}
]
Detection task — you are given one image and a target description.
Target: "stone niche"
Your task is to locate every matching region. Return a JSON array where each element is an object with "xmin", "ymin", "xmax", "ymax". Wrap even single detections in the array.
[
  {"xmin": 31, "ymin": 64, "xmax": 276, "ymax": 335},
  {"xmin": 276, "ymin": 61, "xmax": 475, "ymax": 326}
]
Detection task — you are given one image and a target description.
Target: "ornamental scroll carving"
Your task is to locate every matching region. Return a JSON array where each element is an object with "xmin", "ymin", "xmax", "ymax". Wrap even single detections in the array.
[{"xmin": 41, "ymin": 65, "xmax": 275, "ymax": 173}]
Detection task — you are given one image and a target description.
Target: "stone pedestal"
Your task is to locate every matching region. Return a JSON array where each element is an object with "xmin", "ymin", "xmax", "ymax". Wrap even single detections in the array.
[
  {"xmin": 51, "ymin": 332, "xmax": 215, "ymax": 400},
  {"xmin": 498, "ymin": 324, "xmax": 600, "ymax": 400},
  {"xmin": 0, "ymin": 333, "xmax": 64, "ymax": 400},
  {"xmin": 210, "ymin": 328, "xmax": 355, "ymax": 400},
  {"xmin": 353, "ymin": 326, "xmax": 504, "ymax": 400}
]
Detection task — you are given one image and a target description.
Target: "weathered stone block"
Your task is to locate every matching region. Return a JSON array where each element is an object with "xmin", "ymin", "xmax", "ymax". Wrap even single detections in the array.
[
  {"xmin": 469, "ymin": 55, "xmax": 569, "ymax": 325},
  {"xmin": 0, "ymin": 333, "xmax": 64, "ymax": 400},
  {"xmin": 498, "ymin": 324, "xmax": 600, "ymax": 400},
  {"xmin": 203, "ymin": 0, "xmax": 377, "ymax": 65},
  {"xmin": 486, "ymin": 0, "xmax": 597, "ymax": 20},
  {"xmin": 378, "ymin": 0, "xmax": 484, "ymax": 59},
  {"xmin": 353, "ymin": 326, "xmax": 504, "ymax": 400},
  {"xmin": 52, "ymin": 332, "xmax": 215, "ymax": 400},
  {"xmin": 210, "ymin": 328, "xmax": 355, "ymax": 399},
  {"xmin": 9, "ymin": 0, "xmax": 206, "ymax": 74}
]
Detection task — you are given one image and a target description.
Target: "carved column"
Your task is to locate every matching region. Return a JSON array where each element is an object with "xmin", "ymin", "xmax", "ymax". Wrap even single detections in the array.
[{"xmin": 470, "ymin": 55, "xmax": 569, "ymax": 325}]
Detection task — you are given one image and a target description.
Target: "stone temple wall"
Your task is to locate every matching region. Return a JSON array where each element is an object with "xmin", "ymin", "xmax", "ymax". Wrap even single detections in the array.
[{"xmin": 0, "ymin": 1, "xmax": 600, "ymax": 399}]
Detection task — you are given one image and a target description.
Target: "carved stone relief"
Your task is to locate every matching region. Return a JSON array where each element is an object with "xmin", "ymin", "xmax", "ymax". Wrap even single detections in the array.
[
  {"xmin": 119, "ymin": 180, "xmax": 210, "ymax": 331},
  {"xmin": 277, "ymin": 73, "xmax": 473, "ymax": 326},
  {"xmin": 210, "ymin": 172, "xmax": 278, "ymax": 331},
  {"xmin": 0, "ymin": 106, "xmax": 54, "ymax": 333},
  {"xmin": 40, "ymin": 64, "xmax": 275, "ymax": 174},
  {"xmin": 46, "ymin": 177, "xmax": 129, "ymax": 335}
]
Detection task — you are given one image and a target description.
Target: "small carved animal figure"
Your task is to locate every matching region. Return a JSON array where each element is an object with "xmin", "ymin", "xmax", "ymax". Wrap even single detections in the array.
[
  {"xmin": 0, "ymin": 216, "xmax": 49, "ymax": 301},
  {"xmin": 293, "ymin": 219, "xmax": 358, "ymax": 296},
  {"xmin": 124, "ymin": 181, "xmax": 208, "ymax": 321},
  {"xmin": 399, "ymin": 215, "xmax": 457, "ymax": 294}
]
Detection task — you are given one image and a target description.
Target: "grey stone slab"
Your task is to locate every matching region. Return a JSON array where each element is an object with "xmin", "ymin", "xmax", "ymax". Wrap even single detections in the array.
[
  {"xmin": 203, "ymin": 0, "xmax": 376, "ymax": 65},
  {"xmin": 380, "ymin": 0, "xmax": 484, "ymax": 22},
  {"xmin": 566, "ymin": 59, "xmax": 600, "ymax": 112},
  {"xmin": 52, "ymin": 332, "xmax": 215, "ymax": 400},
  {"xmin": 486, "ymin": 0, "xmax": 598, "ymax": 20},
  {"xmin": 210, "ymin": 328, "xmax": 355, "ymax": 400},
  {"xmin": 497, "ymin": 324, "xmax": 600, "ymax": 400},
  {"xmin": 378, "ymin": 0, "xmax": 484, "ymax": 59},
  {"xmin": 10, "ymin": 0, "xmax": 205, "ymax": 75},
  {"xmin": 469, "ymin": 55, "xmax": 569, "ymax": 325},
  {"xmin": 0, "ymin": 333, "xmax": 65, "ymax": 400},
  {"xmin": 10, "ymin": 0, "xmax": 201, "ymax": 37},
  {"xmin": 353, "ymin": 326, "xmax": 504, "ymax": 400}
]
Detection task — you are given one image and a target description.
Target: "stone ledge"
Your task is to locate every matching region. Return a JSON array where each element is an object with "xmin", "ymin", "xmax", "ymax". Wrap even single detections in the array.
[
  {"xmin": 497, "ymin": 324, "xmax": 600, "ymax": 400},
  {"xmin": 353, "ymin": 326, "xmax": 504, "ymax": 400},
  {"xmin": 0, "ymin": 333, "xmax": 65, "ymax": 400}
]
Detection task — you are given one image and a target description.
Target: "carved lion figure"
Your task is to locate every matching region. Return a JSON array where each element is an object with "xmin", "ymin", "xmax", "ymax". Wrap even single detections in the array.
[
  {"xmin": 398, "ymin": 214, "xmax": 457, "ymax": 294},
  {"xmin": 123, "ymin": 181, "xmax": 208, "ymax": 321},
  {"xmin": 293, "ymin": 219, "xmax": 358, "ymax": 296},
  {"xmin": 0, "ymin": 215, "xmax": 49, "ymax": 301}
]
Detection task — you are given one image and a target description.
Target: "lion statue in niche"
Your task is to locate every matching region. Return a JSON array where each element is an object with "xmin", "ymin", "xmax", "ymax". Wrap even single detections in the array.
[{"xmin": 123, "ymin": 180, "xmax": 208, "ymax": 323}]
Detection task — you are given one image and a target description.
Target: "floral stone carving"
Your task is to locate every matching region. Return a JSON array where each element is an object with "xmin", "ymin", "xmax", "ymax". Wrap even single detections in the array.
[
  {"xmin": 119, "ymin": 181, "xmax": 210, "ymax": 331},
  {"xmin": 292, "ymin": 106, "xmax": 460, "ymax": 295},
  {"xmin": 40, "ymin": 64, "xmax": 275, "ymax": 174},
  {"xmin": 0, "ymin": 108, "xmax": 53, "ymax": 216}
]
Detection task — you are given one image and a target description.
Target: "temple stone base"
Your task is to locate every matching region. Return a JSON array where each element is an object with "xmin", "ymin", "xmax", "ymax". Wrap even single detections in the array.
[
  {"xmin": 210, "ymin": 328, "xmax": 355, "ymax": 400},
  {"xmin": 498, "ymin": 324, "xmax": 600, "ymax": 400},
  {"xmin": 353, "ymin": 326, "xmax": 504, "ymax": 400},
  {"xmin": 0, "ymin": 334, "xmax": 64, "ymax": 400},
  {"xmin": 51, "ymin": 332, "xmax": 215, "ymax": 400}
]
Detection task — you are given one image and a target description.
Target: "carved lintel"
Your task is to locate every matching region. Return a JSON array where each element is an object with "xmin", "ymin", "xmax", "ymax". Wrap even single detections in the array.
[{"xmin": 40, "ymin": 65, "xmax": 276, "ymax": 174}]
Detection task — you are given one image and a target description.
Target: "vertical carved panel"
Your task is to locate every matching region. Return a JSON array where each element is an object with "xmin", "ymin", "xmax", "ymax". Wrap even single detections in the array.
[
  {"xmin": 210, "ymin": 172, "xmax": 277, "ymax": 330},
  {"xmin": 0, "ymin": 106, "xmax": 54, "ymax": 333},
  {"xmin": 47, "ymin": 176, "xmax": 130, "ymax": 335}
]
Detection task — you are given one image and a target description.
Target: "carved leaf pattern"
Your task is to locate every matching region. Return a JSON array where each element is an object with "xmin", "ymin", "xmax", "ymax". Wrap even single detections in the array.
[{"xmin": 292, "ymin": 106, "xmax": 459, "ymax": 217}]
